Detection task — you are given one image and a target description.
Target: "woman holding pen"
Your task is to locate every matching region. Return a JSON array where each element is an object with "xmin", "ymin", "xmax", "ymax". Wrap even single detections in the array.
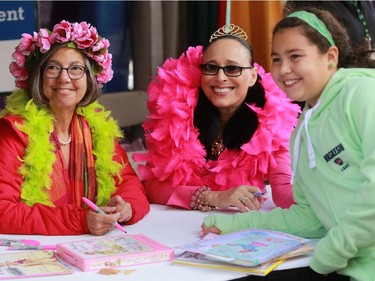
[{"xmin": 0, "ymin": 20, "xmax": 150, "ymax": 236}]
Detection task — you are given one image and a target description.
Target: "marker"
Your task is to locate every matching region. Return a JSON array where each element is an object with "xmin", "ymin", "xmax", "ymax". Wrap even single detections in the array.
[
  {"xmin": 8, "ymin": 245, "xmax": 56, "ymax": 251},
  {"xmin": 82, "ymin": 197, "xmax": 127, "ymax": 233},
  {"xmin": 253, "ymin": 191, "xmax": 264, "ymax": 197},
  {"xmin": 0, "ymin": 239, "xmax": 40, "ymax": 247}
]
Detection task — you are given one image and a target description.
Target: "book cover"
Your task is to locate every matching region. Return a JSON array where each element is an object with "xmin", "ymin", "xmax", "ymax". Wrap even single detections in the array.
[
  {"xmin": 176, "ymin": 229, "xmax": 308, "ymax": 267},
  {"xmin": 0, "ymin": 250, "xmax": 73, "ymax": 280},
  {"xmin": 56, "ymin": 234, "xmax": 174, "ymax": 271},
  {"xmin": 174, "ymin": 251, "xmax": 285, "ymax": 276}
]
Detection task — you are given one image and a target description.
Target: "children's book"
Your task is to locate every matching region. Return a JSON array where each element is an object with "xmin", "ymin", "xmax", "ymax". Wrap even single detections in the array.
[
  {"xmin": 56, "ymin": 234, "xmax": 174, "ymax": 271},
  {"xmin": 174, "ymin": 251, "xmax": 285, "ymax": 276},
  {"xmin": 0, "ymin": 250, "xmax": 73, "ymax": 280},
  {"xmin": 174, "ymin": 243, "xmax": 314, "ymax": 276},
  {"xmin": 175, "ymin": 229, "xmax": 309, "ymax": 267}
]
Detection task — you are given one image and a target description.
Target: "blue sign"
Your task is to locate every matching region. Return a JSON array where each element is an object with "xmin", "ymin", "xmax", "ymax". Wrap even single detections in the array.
[{"xmin": 0, "ymin": 1, "xmax": 36, "ymax": 40}]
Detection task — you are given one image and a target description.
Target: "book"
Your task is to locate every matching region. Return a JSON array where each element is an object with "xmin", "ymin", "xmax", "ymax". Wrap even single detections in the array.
[
  {"xmin": 0, "ymin": 250, "xmax": 73, "ymax": 279},
  {"xmin": 55, "ymin": 234, "xmax": 174, "ymax": 271},
  {"xmin": 174, "ymin": 243, "xmax": 314, "ymax": 276},
  {"xmin": 174, "ymin": 251, "xmax": 285, "ymax": 276},
  {"xmin": 176, "ymin": 229, "xmax": 309, "ymax": 267}
]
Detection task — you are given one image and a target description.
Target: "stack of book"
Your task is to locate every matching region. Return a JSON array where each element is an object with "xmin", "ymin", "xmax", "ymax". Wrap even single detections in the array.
[{"xmin": 173, "ymin": 228, "xmax": 314, "ymax": 276}]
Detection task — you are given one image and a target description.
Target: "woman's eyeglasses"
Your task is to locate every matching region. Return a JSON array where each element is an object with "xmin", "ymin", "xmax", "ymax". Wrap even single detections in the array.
[
  {"xmin": 200, "ymin": 64, "xmax": 253, "ymax": 77},
  {"xmin": 43, "ymin": 64, "xmax": 88, "ymax": 80}
]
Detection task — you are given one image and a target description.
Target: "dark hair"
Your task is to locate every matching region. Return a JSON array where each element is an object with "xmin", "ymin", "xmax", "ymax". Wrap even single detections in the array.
[
  {"xmin": 28, "ymin": 43, "xmax": 101, "ymax": 107},
  {"xmin": 275, "ymin": 6, "xmax": 374, "ymax": 68},
  {"xmin": 194, "ymin": 35, "xmax": 266, "ymax": 160}
]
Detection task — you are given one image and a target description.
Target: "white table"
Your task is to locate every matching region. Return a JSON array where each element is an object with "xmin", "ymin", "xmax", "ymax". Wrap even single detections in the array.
[{"xmin": 0, "ymin": 200, "xmax": 315, "ymax": 281}]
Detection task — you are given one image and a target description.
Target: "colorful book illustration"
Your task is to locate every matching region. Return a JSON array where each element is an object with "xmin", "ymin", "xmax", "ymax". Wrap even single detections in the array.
[
  {"xmin": 176, "ymin": 229, "xmax": 309, "ymax": 267},
  {"xmin": 0, "ymin": 250, "xmax": 73, "ymax": 280},
  {"xmin": 56, "ymin": 234, "xmax": 174, "ymax": 271}
]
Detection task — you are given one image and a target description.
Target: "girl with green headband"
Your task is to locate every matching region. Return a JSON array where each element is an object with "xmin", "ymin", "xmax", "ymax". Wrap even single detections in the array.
[{"xmin": 201, "ymin": 7, "xmax": 375, "ymax": 281}]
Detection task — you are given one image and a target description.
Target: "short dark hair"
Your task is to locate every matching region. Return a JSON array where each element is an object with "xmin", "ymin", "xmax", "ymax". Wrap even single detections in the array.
[{"xmin": 28, "ymin": 43, "xmax": 102, "ymax": 107}]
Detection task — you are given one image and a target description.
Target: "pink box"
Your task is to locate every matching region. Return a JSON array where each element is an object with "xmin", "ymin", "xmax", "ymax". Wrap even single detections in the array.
[{"xmin": 56, "ymin": 234, "xmax": 174, "ymax": 271}]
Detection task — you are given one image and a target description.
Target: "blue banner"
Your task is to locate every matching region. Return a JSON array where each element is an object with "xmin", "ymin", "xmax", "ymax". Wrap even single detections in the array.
[{"xmin": 0, "ymin": 1, "xmax": 36, "ymax": 40}]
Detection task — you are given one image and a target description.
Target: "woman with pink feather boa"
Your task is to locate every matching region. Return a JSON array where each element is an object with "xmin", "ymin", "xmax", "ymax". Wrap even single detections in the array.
[{"xmin": 133, "ymin": 24, "xmax": 300, "ymax": 213}]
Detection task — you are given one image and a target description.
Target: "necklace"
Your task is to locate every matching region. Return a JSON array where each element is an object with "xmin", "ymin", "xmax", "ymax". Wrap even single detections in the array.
[
  {"xmin": 350, "ymin": 0, "xmax": 372, "ymax": 49},
  {"xmin": 58, "ymin": 133, "xmax": 72, "ymax": 146},
  {"xmin": 210, "ymin": 136, "xmax": 225, "ymax": 160}
]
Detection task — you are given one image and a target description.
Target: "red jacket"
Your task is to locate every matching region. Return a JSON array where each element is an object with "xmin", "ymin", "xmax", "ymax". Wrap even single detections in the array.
[{"xmin": 0, "ymin": 115, "xmax": 150, "ymax": 235}]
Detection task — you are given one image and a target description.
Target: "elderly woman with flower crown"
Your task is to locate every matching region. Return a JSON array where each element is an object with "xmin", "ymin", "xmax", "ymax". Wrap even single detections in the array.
[
  {"xmin": 0, "ymin": 20, "xmax": 150, "ymax": 235},
  {"xmin": 133, "ymin": 24, "xmax": 300, "ymax": 212}
]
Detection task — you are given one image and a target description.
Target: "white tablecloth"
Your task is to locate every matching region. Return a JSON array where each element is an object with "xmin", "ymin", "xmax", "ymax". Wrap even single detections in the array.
[{"xmin": 0, "ymin": 196, "xmax": 315, "ymax": 281}]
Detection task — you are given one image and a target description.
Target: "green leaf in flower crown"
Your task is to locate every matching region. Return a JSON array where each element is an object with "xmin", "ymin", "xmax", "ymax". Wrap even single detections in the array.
[
  {"xmin": 91, "ymin": 63, "xmax": 102, "ymax": 76},
  {"xmin": 66, "ymin": 42, "xmax": 77, "ymax": 49}
]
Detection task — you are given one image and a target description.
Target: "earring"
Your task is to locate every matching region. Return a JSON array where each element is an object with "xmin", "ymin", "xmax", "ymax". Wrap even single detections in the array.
[{"xmin": 328, "ymin": 63, "xmax": 334, "ymax": 69}]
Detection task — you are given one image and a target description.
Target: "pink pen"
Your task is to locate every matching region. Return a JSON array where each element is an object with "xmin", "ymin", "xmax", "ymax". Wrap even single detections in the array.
[{"xmin": 82, "ymin": 197, "xmax": 127, "ymax": 233}]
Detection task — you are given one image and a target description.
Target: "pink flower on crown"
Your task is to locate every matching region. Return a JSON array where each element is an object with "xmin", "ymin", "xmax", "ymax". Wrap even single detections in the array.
[
  {"xmin": 37, "ymin": 28, "xmax": 52, "ymax": 54},
  {"xmin": 71, "ymin": 22, "xmax": 98, "ymax": 49},
  {"xmin": 12, "ymin": 50, "xmax": 26, "ymax": 67},
  {"xmin": 17, "ymin": 33, "xmax": 37, "ymax": 55},
  {"xmin": 50, "ymin": 20, "xmax": 71, "ymax": 43},
  {"xmin": 97, "ymin": 68, "xmax": 114, "ymax": 84},
  {"xmin": 92, "ymin": 38, "xmax": 110, "ymax": 53},
  {"xmin": 9, "ymin": 20, "xmax": 113, "ymax": 90},
  {"xmin": 9, "ymin": 62, "xmax": 28, "ymax": 81}
]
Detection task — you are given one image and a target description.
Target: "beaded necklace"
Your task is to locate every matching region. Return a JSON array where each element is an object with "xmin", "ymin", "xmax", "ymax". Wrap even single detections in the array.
[{"xmin": 350, "ymin": 0, "xmax": 372, "ymax": 49}]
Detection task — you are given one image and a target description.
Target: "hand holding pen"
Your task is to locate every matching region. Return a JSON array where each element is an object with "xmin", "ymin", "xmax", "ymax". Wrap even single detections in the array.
[{"xmin": 83, "ymin": 197, "xmax": 127, "ymax": 234}]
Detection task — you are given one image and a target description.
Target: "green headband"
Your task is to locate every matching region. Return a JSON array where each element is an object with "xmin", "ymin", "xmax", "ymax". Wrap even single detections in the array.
[{"xmin": 288, "ymin": 10, "xmax": 335, "ymax": 46}]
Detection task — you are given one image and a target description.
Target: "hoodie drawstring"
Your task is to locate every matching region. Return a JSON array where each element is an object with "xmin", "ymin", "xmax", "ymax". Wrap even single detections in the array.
[{"xmin": 291, "ymin": 102, "xmax": 320, "ymax": 184}]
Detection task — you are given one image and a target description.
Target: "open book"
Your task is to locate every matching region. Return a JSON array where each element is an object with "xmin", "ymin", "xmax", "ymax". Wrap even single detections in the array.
[
  {"xmin": 0, "ymin": 250, "xmax": 73, "ymax": 280},
  {"xmin": 174, "ymin": 228, "xmax": 312, "ymax": 274}
]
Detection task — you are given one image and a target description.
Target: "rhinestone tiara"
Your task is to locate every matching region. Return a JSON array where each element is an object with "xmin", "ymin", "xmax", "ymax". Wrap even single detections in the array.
[{"xmin": 209, "ymin": 24, "xmax": 248, "ymax": 43}]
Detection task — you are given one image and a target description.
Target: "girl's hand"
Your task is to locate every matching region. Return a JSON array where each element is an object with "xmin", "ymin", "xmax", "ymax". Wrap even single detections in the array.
[{"xmin": 200, "ymin": 223, "xmax": 221, "ymax": 238}]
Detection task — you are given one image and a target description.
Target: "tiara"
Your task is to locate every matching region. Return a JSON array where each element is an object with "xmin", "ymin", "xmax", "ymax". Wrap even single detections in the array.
[
  {"xmin": 209, "ymin": 24, "xmax": 248, "ymax": 43},
  {"xmin": 9, "ymin": 20, "xmax": 113, "ymax": 89}
]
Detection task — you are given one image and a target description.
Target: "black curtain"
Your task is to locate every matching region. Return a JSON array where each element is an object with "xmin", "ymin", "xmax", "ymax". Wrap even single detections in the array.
[{"xmin": 186, "ymin": 1, "xmax": 219, "ymax": 47}]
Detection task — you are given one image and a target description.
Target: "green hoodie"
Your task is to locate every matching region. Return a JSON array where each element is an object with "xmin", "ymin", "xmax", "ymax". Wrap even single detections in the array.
[{"xmin": 204, "ymin": 68, "xmax": 375, "ymax": 281}]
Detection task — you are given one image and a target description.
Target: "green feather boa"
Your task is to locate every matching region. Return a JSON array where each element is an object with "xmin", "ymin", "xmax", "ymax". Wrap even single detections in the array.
[{"xmin": 0, "ymin": 90, "xmax": 123, "ymax": 207}]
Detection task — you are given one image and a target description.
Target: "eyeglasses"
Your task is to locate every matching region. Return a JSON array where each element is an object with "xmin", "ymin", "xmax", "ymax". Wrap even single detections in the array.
[
  {"xmin": 43, "ymin": 64, "xmax": 88, "ymax": 80},
  {"xmin": 200, "ymin": 64, "xmax": 253, "ymax": 77}
]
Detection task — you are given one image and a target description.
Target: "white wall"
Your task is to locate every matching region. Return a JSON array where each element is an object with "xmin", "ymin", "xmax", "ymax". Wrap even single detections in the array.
[{"xmin": 1, "ymin": 40, "xmax": 18, "ymax": 92}]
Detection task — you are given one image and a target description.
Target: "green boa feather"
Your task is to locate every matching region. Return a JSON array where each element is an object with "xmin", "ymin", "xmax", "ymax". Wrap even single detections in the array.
[{"xmin": 0, "ymin": 90, "xmax": 123, "ymax": 207}]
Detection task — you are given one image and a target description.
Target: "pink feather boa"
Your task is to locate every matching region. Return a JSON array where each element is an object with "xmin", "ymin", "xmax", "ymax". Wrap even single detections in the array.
[{"xmin": 134, "ymin": 46, "xmax": 300, "ymax": 192}]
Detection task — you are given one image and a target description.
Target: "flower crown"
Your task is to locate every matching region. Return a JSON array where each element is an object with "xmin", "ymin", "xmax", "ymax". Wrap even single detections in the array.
[{"xmin": 9, "ymin": 20, "xmax": 113, "ymax": 89}]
